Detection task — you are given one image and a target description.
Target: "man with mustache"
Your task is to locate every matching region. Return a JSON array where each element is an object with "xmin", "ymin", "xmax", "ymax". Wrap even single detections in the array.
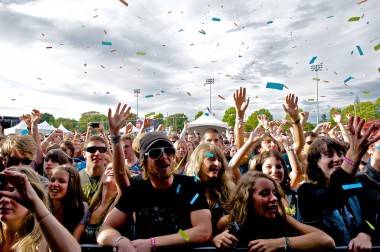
[{"xmin": 98, "ymin": 132, "xmax": 212, "ymax": 252}]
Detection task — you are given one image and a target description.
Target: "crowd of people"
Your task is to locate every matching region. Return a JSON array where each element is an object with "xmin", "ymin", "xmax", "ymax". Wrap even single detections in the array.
[{"xmin": 0, "ymin": 87, "xmax": 379, "ymax": 252}]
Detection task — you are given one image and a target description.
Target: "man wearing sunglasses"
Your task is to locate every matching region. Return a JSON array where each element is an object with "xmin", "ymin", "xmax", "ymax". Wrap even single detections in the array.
[
  {"xmin": 98, "ymin": 132, "xmax": 212, "ymax": 251},
  {"xmin": 79, "ymin": 135, "xmax": 108, "ymax": 203}
]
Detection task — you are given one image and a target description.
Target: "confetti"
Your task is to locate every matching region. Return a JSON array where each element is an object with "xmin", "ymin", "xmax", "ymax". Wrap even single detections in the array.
[
  {"xmin": 308, "ymin": 98, "xmax": 315, "ymax": 102},
  {"xmin": 356, "ymin": 45, "xmax": 364, "ymax": 55},
  {"xmin": 178, "ymin": 29, "xmax": 184, "ymax": 32},
  {"xmin": 342, "ymin": 183, "xmax": 362, "ymax": 190},
  {"xmin": 323, "ymin": 80, "xmax": 329, "ymax": 83},
  {"xmin": 186, "ymin": 92, "xmax": 192, "ymax": 96},
  {"xmin": 365, "ymin": 220, "xmax": 375, "ymax": 230},
  {"xmin": 174, "ymin": 184, "xmax": 181, "ymax": 195},
  {"xmin": 136, "ymin": 51, "xmax": 146, "ymax": 56},
  {"xmin": 309, "ymin": 56, "xmax": 317, "ymax": 64},
  {"xmin": 110, "ymin": 49, "xmax": 117, "ymax": 53},
  {"xmin": 118, "ymin": 0, "xmax": 128, "ymax": 6},
  {"xmin": 348, "ymin": 16, "xmax": 360, "ymax": 22},
  {"xmin": 198, "ymin": 29, "xmax": 206, "ymax": 35},
  {"xmin": 93, "ymin": 15, "xmax": 99, "ymax": 18},
  {"xmin": 312, "ymin": 77, "xmax": 320, "ymax": 81},
  {"xmin": 266, "ymin": 21, "xmax": 273, "ymax": 24},
  {"xmin": 101, "ymin": 41, "xmax": 112, "ymax": 46},
  {"xmin": 266, "ymin": 82, "xmax": 285, "ymax": 90},
  {"xmin": 344, "ymin": 76, "xmax": 354, "ymax": 84},
  {"xmin": 327, "ymin": 15, "xmax": 335, "ymax": 19},
  {"xmin": 378, "ymin": 68, "xmax": 380, "ymax": 73},
  {"xmin": 46, "ymin": 46, "xmax": 52, "ymax": 49},
  {"xmin": 178, "ymin": 229, "xmax": 190, "ymax": 242},
  {"xmin": 190, "ymin": 193, "xmax": 199, "ymax": 205},
  {"xmin": 357, "ymin": 0, "xmax": 367, "ymax": 4},
  {"xmin": 145, "ymin": 94, "xmax": 154, "ymax": 98},
  {"xmin": 204, "ymin": 151, "xmax": 214, "ymax": 158},
  {"xmin": 212, "ymin": 17, "xmax": 221, "ymax": 22},
  {"xmin": 218, "ymin": 95, "xmax": 225, "ymax": 100},
  {"xmin": 194, "ymin": 176, "xmax": 200, "ymax": 182},
  {"xmin": 100, "ymin": 65, "xmax": 105, "ymax": 68},
  {"xmin": 374, "ymin": 43, "xmax": 380, "ymax": 51},
  {"xmin": 104, "ymin": 30, "xmax": 107, "ymax": 35},
  {"xmin": 363, "ymin": 91, "xmax": 371, "ymax": 95}
]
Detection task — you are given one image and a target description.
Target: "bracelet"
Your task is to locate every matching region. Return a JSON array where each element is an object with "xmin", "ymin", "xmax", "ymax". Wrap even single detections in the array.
[
  {"xmin": 111, "ymin": 134, "xmax": 121, "ymax": 144},
  {"xmin": 343, "ymin": 156, "xmax": 355, "ymax": 167},
  {"xmin": 113, "ymin": 236, "xmax": 126, "ymax": 252},
  {"xmin": 150, "ymin": 237, "xmax": 157, "ymax": 251},
  {"xmin": 284, "ymin": 236, "xmax": 291, "ymax": 251},
  {"xmin": 291, "ymin": 119, "xmax": 300, "ymax": 124}
]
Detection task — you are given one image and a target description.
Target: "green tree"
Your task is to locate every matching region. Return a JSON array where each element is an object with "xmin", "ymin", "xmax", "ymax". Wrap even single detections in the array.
[
  {"xmin": 245, "ymin": 109, "xmax": 273, "ymax": 132},
  {"xmin": 153, "ymin": 113, "xmax": 164, "ymax": 125},
  {"xmin": 304, "ymin": 122, "xmax": 315, "ymax": 132},
  {"xmin": 40, "ymin": 112, "xmax": 55, "ymax": 125},
  {"xmin": 194, "ymin": 111, "xmax": 203, "ymax": 120},
  {"xmin": 78, "ymin": 111, "xmax": 108, "ymax": 132},
  {"xmin": 222, "ymin": 107, "xmax": 236, "ymax": 127},
  {"xmin": 164, "ymin": 113, "xmax": 188, "ymax": 132},
  {"xmin": 54, "ymin": 118, "xmax": 79, "ymax": 132}
]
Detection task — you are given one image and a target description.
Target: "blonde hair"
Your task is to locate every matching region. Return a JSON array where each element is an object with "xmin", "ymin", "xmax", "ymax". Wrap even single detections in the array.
[
  {"xmin": 0, "ymin": 166, "xmax": 48, "ymax": 252},
  {"xmin": 1, "ymin": 135, "xmax": 37, "ymax": 161},
  {"xmin": 186, "ymin": 143, "xmax": 233, "ymax": 207}
]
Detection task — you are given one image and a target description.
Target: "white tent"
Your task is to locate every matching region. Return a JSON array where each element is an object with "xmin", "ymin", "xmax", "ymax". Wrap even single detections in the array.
[
  {"xmin": 187, "ymin": 113, "xmax": 228, "ymax": 136},
  {"xmin": 4, "ymin": 121, "xmax": 28, "ymax": 135},
  {"xmin": 58, "ymin": 123, "xmax": 72, "ymax": 134},
  {"xmin": 38, "ymin": 121, "xmax": 55, "ymax": 135}
]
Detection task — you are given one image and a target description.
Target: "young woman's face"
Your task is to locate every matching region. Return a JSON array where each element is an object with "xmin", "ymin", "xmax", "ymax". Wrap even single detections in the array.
[
  {"xmin": 48, "ymin": 170, "xmax": 69, "ymax": 201},
  {"xmin": 186, "ymin": 142, "xmax": 194, "ymax": 153},
  {"xmin": 201, "ymin": 152, "xmax": 222, "ymax": 179},
  {"xmin": 261, "ymin": 156, "xmax": 284, "ymax": 184},
  {"xmin": 251, "ymin": 178, "xmax": 278, "ymax": 219},
  {"xmin": 0, "ymin": 184, "xmax": 29, "ymax": 224},
  {"xmin": 317, "ymin": 149, "xmax": 343, "ymax": 180},
  {"xmin": 176, "ymin": 143, "xmax": 187, "ymax": 159},
  {"xmin": 260, "ymin": 139, "xmax": 278, "ymax": 152},
  {"xmin": 44, "ymin": 159, "xmax": 60, "ymax": 179}
]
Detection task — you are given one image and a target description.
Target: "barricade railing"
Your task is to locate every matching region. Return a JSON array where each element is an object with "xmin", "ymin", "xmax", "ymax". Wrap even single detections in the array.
[{"xmin": 80, "ymin": 244, "xmax": 380, "ymax": 251}]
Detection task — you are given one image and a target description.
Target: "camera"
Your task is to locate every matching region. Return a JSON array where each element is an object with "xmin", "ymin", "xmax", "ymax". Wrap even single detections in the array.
[{"xmin": 89, "ymin": 122, "xmax": 100, "ymax": 128}]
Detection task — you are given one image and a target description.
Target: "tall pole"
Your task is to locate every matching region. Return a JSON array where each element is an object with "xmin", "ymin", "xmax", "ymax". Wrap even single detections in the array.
[
  {"xmin": 133, "ymin": 89, "xmax": 141, "ymax": 121},
  {"xmin": 310, "ymin": 63, "xmax": 323, "ymax": 125},
  {"xmin": 204, "ymin": 78, "xmax": 215, "ymax": 112}
]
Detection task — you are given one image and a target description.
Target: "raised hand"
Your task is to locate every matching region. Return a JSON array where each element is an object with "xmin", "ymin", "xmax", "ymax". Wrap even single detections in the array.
[
  {"xmin": 299, "ymin": 111, "xmax": 309, "ymax": 126},
  {"xmin": 257, "ymin": 114, "xmax": 269, "ymax": 129},
  {"xmin": 320, "ymin": 123, "xmax": 332, "ymax": 135},
  {"xmin": 332, "ymin": 112, "xmax": 342, "ymax": 124},
  {"xmin": 108, "ymin": 103, "xmax": 131, "ymax": 135},
  {"xmin": 31, "ymin": 109, "xmax": 42, "ymax": 125},
  {"xmin": 283, "ymin": 93, "xmax": 299, "ymax": 122},
  {"xmin": 234, "ymin": 87, "xmax": 250, "ymax": 118}
]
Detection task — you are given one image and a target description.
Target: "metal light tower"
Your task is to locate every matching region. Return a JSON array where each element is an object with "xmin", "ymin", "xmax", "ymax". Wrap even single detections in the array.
[
  {"xmin": 204, "ymin": 78, "xmax": 215, "ymax": 112},
  {"xmin": 133, "ymin": 89, "xmax": 140, "ymax": 120},
  {"xmin": 310, "ymin": 63, "xmax": 323, "ymax": 124}
]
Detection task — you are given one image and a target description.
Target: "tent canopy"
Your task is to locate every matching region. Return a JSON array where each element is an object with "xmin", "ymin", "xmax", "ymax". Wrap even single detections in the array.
[
  {"xmin": 4, "ymin": 121, "xmax": 28, "ymax": 135},
  {"xmin": 187, "ymin": 113, "xmax": 228, "ymax": 136},
  {"xmin": 38, "ymin": 121, "xmax": 55, "ymax": 135},
  {"xmin": 58, "ymin": 124, "xmax": 72, "ymax": 134}
]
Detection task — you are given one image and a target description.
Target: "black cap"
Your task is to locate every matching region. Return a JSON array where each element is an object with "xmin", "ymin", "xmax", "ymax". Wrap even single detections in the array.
[{"xmin": 139, "ymin": 132, "xmax": 173, "ymax": 160}]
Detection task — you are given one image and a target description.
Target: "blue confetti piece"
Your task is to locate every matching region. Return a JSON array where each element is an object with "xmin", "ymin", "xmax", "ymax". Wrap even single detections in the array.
[
  {"xmin": 356, "ymin": 45, "xmax": 364, "ymax": 55},
  {"xmin": 309, "ymin": 56, "xmax": 317, "ymax": 64},
  {"xmin": 101, "ymin": 41, "xmax": 113, "ymax": 46},
  {"xmin": 145, "ymin": 94, "xmax": 154, "ymax": 98},
  {"xmin": 194, "ymin": 176, "xmax": 200, "ymax": 182},
  {"xmin": 19, "ymin": 129, "xmax": 29, "ymax": 136},
  {"xmin": 266, "ymin": 21, "xmax": 273, "ymax": 24},
  {"xmin": 204, "ymin": 151, "xmax": 214, "ymax": 158},
  {"xmin": 266, "ymin": 82, "xmax": 284, "ymax": 90},
  {"xmin": 176, "ymin": 184, "xmax": 181, "ymax": 194},
  {"xmin": 190, "ymin": 193, "xmax": 199, "ymax": 205},
  {"xmin": 344, "ymin": 76, "xmax": 354, "ymax": 84},
  {"xmin": 342, "ymin": 183, "xmax": 363, "ymax": 190},
  {"xmin": 212, "ymin": 17, "xmax": 221, "ymax": 22}
]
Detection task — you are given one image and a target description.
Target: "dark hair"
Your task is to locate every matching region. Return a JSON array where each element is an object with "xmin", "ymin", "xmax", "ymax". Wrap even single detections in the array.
[
  {"xmin": 45, "ymin": 149, "xmax": 72, "ymax": 165},
  {"xmin": 306, "ymin": 137, "xmax": 347, "ymax": 185},
  {"xmin": 304, "ymin": 131, "xmax": 318, "ymax": 139},
  {"xmin": 84, "ymin": 135, "xmax": 107, "ymax": 148},
  {"xmin": 252, "ymin": 150, "xmax": 290, "ymax": 192},
  {"xmin": 252, "ymin": 134, "xmax": 281, "ymax": 154},
  {"xmin": 49, "ymin": 165, "xmax": 85, "ymax": 233},
  {"xmin": 60, "ymin": 140, "xmax": 75, "ymax": 158}
]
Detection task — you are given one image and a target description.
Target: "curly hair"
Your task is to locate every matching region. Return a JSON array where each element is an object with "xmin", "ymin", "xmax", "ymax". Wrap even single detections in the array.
[
  {"xmin": 250, "ymin": 150, "xmax": 291, "ymax": 192},
  {"xmin": 186, "ymin": 143, "xmax": 233, "ymax": 208},
  {"xmin": 225, "ymin": 171, "xmax": 286, "ymax": 227},
  {"xmin": 49, "ymin": 165, "xmax": 85, "ymax": 233},
  {"xmin": 0, "ymin": 165, "xmax": 48, "ymax": 252},
  {"xmin": 1, "ymin": 135, "xmax": 37, "ymax": 161},
  {"xmin": 306, "ymin": 137, "xmax": 347, "ymax": 186}
]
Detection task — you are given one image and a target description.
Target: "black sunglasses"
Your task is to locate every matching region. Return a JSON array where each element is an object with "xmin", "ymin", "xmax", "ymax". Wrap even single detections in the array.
[
  {"xmin": 86, "ymin": 146, "xmax": 107, "ymax": 154},
  {"xmin": 4, "ymin": 156, "xmax": 32, "ymax": 168},
  {"xmin": 145, "ymin": 147, "xmax": 175, "ymax": 160}
]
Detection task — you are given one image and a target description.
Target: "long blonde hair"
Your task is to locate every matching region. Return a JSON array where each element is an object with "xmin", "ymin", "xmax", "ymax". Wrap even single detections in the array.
[
  {"xmin": 0, "ymin": 166, "xmax": 48, "ymax": 252},
  {"xmin": 186, "ymin": 143, "xmax": 233, "ymax": 207}
]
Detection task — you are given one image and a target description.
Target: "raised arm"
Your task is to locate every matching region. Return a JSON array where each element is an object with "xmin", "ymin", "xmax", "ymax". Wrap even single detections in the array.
[
  {"xmin": 233, "ymin": 87, "xmax": 249, "ymax": 148},
  {"xmin": 40, "ymin": 129, "xmax": 63, "ymax": 154},
  {"xmin": 283, "ymin": 93, "xmax": 304, "ymax": 156},
  {"xmin": 108, "ymin": 102, "xmax": 132, "ymax": 190},
  {"xmin": 332, "ymin": 112, "xmax": 350, "ymax": 143},
  {"xmin": 0, "ymin": 169, "xmax": 81, "ymax": 252},
  {"xmin": 30, "ymin": 109, "xmax": 44, "ymax": 166}
]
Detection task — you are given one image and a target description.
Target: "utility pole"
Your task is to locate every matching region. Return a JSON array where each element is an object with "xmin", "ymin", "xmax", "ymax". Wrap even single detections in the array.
[
  {"xmin": 310, "ymin": 63, "xmax": 323, "ymax": 124},
  {"xmin": 133, "ymin": 89, "xmax": 140, "ymax": 121},
  {"xmin": 204, "ymin": 78, "xmax": 215, "ymax": 112}
]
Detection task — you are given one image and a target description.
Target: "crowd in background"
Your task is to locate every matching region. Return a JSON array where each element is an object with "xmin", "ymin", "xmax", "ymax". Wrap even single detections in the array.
[{"xmin": 0, "ymin": 86, "xmax": 379, "ymax": 252}]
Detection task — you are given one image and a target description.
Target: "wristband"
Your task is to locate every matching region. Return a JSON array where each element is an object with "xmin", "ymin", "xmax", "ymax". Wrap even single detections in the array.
[
  {"xmin": 113, "ymin": 236, "xmax": 125, "ymax": 252},
  {"xmin": 111, "ymin": 134, "xmax": 121, "ymax": 144},
  {"xmin": 284, "ymin": 236, "xmax": 291, "ymax": 251},
  {"xmin": 150, "ymin": 237, "xmax": 157, "ymax": 251},
  {"xmin": 343, "ymin": 156, "xmax": 355, "ymax": 167}
]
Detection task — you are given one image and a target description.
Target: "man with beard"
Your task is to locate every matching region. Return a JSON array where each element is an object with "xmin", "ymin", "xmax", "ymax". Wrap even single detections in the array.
[{"xmin": 97, "ymin": 132, "xmax": 212, "ymax": 251}]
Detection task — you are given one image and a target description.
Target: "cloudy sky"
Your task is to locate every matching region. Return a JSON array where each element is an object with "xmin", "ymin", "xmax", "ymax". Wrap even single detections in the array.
[{"xmin": 0, "ymin": 0, "xmax": 379, "ymax": 123}]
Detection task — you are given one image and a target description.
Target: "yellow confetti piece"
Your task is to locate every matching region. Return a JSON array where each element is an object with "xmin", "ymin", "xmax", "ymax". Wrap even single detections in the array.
[
  {"xmin": 285, "ymin": 206, "xmax": 296, "ymax": 216},
  {"xmin": 365, "ymin": 220, "xmax": 375, "ymax": 231},
  {"xmin": 178, "ymin": 229, "xmax": 190, "ymax": 242}
]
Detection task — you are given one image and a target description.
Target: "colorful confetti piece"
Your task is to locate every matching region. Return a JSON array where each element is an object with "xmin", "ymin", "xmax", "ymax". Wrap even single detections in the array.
[
  {"xmin": 198, "ymin": 29, "xmax": 206, "ymax": 35},
  {"xmin": 342, "ymin": 183, "xmax": 362, "ymax": 190},
  {"xmin": 344, "ymin": 76, "xmax": 354, "ymax": 84},
  {"xmin": 348, "ymin": 16, "xmax": 360, "ymax": 22},
  {"xmin": 374, "ymin": 43, "xmax": 380, "ymax": 51},
  {"xmin": 136, "ymin": 51, "xmax": 146, "ymax": 56},
  {"xmin": 101, "ymin": 41, "xmax": 112, "ymax": 46},
  {"xmin": 190, "ymin": 193, "xmax": 199, "ymax": 205},
  {"xmin": 204, "ymin": 151, "xmax": 214, "ymax": 158},
  {"xmin": 118, "ymin": 0, "xmax": 128, "ymax": 6},
  {"xmin": 212, "ymin": 17, "xmax": 221, "ymax": 22},
  {"xmin": 178, "ymin": 229, "xmax": 190, "ymax": 242},
  {"xmin": 266, "ymin": 21, "xmax": 273, "ymax": 24},
  {"xmin": 356, "ymin": 45, "xmax": 364, "ymax": 55},
  {"xmin": 186, "ymin": 92, "xmax": 192, "ymax": 96},
  {"xmin": 309, "ymin": 56, "xmax": 317, "ymax": 64},
  {"xmin": 176, "ymin": 184, "xmax": 181, "ymax": 194},
  {"xmin": 218, "ymin": 95, "xmax": 225, "ymax": 100},
  {"xmin": 266, "ymin": 82, "xmax": 285, "ymax": 90},
  {"xmin": 145, "ymin": 94, "xmax": 154, "ymax": 98}
]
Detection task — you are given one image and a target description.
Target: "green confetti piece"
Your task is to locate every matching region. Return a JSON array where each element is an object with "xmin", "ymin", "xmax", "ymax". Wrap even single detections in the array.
[
  {"xmin": 204, "ymin": 151, "xmax": 214, "ymax": 158},
  {"xmin": 212, "ymin": 17, "xmax": 221, "ymax": 22},
  {"xmin": 378, "ymin": 67, "xmax": 380, "ymax": 73},
  {"xmin": 136, "ymin": 51, "xmax": 146, "ymax": 56},
  {"xmin": 178, "ymin": 229, "xmax": 190, "ymax": 241},
  {"xmin": 365, "ymin": 220, "xmax": 375, "ymax": 231},
  {"xmin": 285, "ymin": 206, "xmax": 296, "ymax": 216},
  {"xmin": 374, "ymin": 43, "xmax": 380, "ymax": 51},
  {"xmin": 348, "ymin": 16, "xmax": 361, "ymax": 22},
  {"xmin": 312, "ymin": 77, "xmax": 321, "ymax": 81}
]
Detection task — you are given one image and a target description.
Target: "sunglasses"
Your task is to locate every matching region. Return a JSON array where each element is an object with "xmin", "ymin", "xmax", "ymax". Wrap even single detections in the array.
[
  {"xmin": 145, "ymin": 147, "xmax": 175, "ymax": 160},
  {"xmin": 4, "ymin": 156, "xmax": 32, "ymax": 168},
  {"xmin": 86, "ymin": 146, "xmax": 107, "ymax": 154}
]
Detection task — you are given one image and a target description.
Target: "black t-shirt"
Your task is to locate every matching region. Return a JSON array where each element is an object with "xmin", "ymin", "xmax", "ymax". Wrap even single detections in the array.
[{"xmin": 115, "ymin": 174, "xmax": 209, "ymax": 239}]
